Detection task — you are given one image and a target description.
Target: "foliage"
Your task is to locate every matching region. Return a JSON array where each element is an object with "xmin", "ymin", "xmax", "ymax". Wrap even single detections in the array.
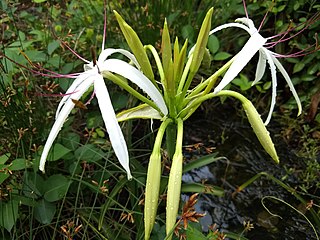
[{"xmin": 0, "ymin": 0, "xmax": 319, "ymax": 239}]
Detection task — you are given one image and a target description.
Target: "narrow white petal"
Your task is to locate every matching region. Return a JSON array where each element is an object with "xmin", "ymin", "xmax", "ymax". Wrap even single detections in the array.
[
  {"xmin": 100, "ymin": 59, "xmax": 168, "ymax": 115},
  {"xmin": 262, "ymin": 48, "xmax": 277, "ymax": 126},
  {"xmin": 98, "ymin": 48, "xmax": 140, "ymax": 69},
  {"xmin": 210, "ymin": 22, "xmax": 251, "ymax": 35},
  {"xmin": 40, "ymin": 76, "xmax": 94, "ymax": 172},
  {"xmin": 235, "ymin": 18, "xmax": 257, "ymax": 33},
  {"xmin": 56, "ymin": 73, "xmax": 90, "ymax": 119},
  {"xmin": 214, "ymin": 32, "xmax": 267, "ymax": 94},
  {"xmin": 253, "ymin": 49, "xmax": 267, "ymax": 85},
  {"xmin": 94, "ymin": 75, "xmax": 132, "ymax": 179},
  {"xmin": 271, "ymin": 54, "xmax": 302, "ymax": 116}
]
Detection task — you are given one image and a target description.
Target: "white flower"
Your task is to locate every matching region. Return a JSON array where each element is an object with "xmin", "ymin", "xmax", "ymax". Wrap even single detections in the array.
[
  {"xmin": 211, "ymin": 17, "xmax": 302, "ymax": 125},
  {"xmin": 40, "ymin": 48, "xmax": 168, "ymax": 179}
]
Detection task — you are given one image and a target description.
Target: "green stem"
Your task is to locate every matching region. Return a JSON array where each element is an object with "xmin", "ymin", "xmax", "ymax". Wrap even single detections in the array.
[
  {"xmin": 166, "ymin": 122, "xmax": 177, "ymax": 160},
  {"xmin": 166, "ymin": 118, "xmax": 183, "ymax": 239},
  {"xmin": 145, "ymin": 118, "xmax": 172, "ymax": 240},
  {"xmin": 103, "ymin": 71, "xmax": 160, "ymax": 112}
]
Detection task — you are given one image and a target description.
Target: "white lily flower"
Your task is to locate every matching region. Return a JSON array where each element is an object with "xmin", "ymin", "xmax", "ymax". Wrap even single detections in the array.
[
  {"xmin": 210, "ymin": 17, "xmax": 302, "ymax": 125},
  {"xmin": 40, "ymin": 48, "xmax": 168, "ymax": 179}
]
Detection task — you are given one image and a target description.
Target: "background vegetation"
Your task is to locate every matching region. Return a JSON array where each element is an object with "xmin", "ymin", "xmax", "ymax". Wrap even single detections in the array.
[{"xmin": 0, "ymin": 0, "xmax": 319, "ymax": 239}]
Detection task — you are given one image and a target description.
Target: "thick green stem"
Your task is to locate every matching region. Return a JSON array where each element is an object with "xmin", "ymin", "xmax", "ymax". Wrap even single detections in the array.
[
  {"xmin": 144, "ymin": 118, "xmax": 172, "ymax": 240},
  {"xmin": 165, "ymin": 122, "xmax": 177, "ymax": 160},
  {"xmin": 166, "ymin": 118, "xmax": 183, "ymax": 239}
]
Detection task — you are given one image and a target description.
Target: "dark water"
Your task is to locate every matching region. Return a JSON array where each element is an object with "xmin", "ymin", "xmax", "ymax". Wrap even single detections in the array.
[{"xmin": 182, "ymin": 108, "xmax": 319, "ymax": 240}]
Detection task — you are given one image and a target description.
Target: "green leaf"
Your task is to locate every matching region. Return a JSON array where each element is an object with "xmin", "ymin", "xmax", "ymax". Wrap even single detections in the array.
[
  {"xmin": 186, "ymin": 224, "xmax": 207, "ymax": 240},
  {"xmin": 181, "ymin": 183, "xmax": 224, "ymax": 197},
  {"xmin": 207, "ymin": 34, "xmax": 220, "ymax": 54},
  {"xmin": 22, "ymin": 172, "xmax": 45, "ymax": 199},
  {"xmin": 8, "ymin": 158, "xmax": 27, "ymax": 171},
  {"xmin": 114, "ymin": 11, "xmax": 154, "ymax": 82},
  {"xmin": 0, "ymin": 153, "xmax": 10, "ymax": 164},
  {"xmin": 61, "ymin": 132, "xmax": 80, "ymax": 151},
  {"xmin": 33, "ymin": 0, "xmax": 48, "ymax": 2},
  {"xmin": 47, "ymin": 143, "xmax": 71, "ymax": 162},
  {"xmin": 117, "ymin": 104, "xmax": 162, "ymax": 122},
  {"xmin": 161, "ymin": 18, "xmax": 172, "ymax": 80},
  {"xmin": 43, "ymin": 174, "xmax": 71, "ymax": 202},
  {"xmin": 47, "ymin": 40, "xmax": 60, "ymax": 55},
  {"xmin": 0, "ymin": 201, "xmax": 19, "ymax": 232},
  {"xmin": 213, "ymin": 52, "xmax": 232, "ymax": 61},
  {"xmin": 74, "ymin": 144, "xmax": 105, "ymax": 162},
  {"xmin": 0, "ymin": 173, "xmax": 10, "ymax": 185},
  {"xmin": 232, "ymin": 74, "xmax": 252, "ymax": 91},
  {"xmin": 293, "ymin": 62, "xmax": 305, "ymax": 73},
  {"xmin": 183, "ymin": 153, "xmax": 219, "ymax": 173},
  {"xmin": 181, "ymin": 24, "xmax": 194, "ymax": 42},
  {"xmin": 34, "ymin": 199, "xmax": 56, "ymax": 224},
  {"xmin": 190, "ymin": 8, "xmax": 213, "ymax": 74}
]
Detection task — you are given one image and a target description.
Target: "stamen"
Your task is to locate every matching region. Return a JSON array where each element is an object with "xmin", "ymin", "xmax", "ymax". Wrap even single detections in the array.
[
  {"xmin": 51, "ymin": 30, "xmax": 90, "ymax": 64},
  {"xmin": 257, "ymin": 1, "xmax": 275, "ymax": 32},
  {"xmin": 242, "ymin": 0, "xmax": 249, "ymax": 19},
  {"xmin": 2, "ymin": 54, "xmax": 80, "ymax": 79},
  {"xmin": 102, "ymin": 0, "xmax": 108, "ymax": 50}
]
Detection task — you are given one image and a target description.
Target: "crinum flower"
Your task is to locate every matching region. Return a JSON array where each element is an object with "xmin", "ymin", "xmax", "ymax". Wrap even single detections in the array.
[
  {"xmin": 39, "ymin": 47, "xmax": 168, "ymax": 180},
  {"xmin": 210, "ymin": 14, "xmax": 308, "ymax": 125}
]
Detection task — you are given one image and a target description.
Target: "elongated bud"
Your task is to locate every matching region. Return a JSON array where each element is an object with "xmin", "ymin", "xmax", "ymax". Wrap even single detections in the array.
[
  {"xmin": 113, "ymin": 11, "xmax": 155, "ymax": 82},
  {"xmin": 242, "ymin": 97, "xmax": 279, "ymax": 163},
  {"xmin": 216, "ymin": 90, "xmax": 279, "ymax": 163},
  {"xmin": 144, "ymin": 119, "xmax": 171, "ymax": 240},
  {"xmin": 166, "ymin": 118, "xmax": 184, "ymax": 239}
]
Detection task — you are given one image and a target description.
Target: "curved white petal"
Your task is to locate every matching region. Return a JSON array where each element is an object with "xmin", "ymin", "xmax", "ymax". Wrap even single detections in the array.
[
  {"xmin": 40, "ymin": 76, "xmax": 95, "ymax": 172},
  {"xmin": 56, "ymin": 73, "xmax": 90, "ymax": 119},
  {"xmin": 271, "ymin": 54, "xmax": 302, "ymax": 116},
  {"xmin": 100, "ymin": 59, "xmax": 168, "ymax": 115},
  {"xmin": 213, "ymin": 32, "xmax": 267, "ymax": 94},
  {"xmin": 262, "ymin": 48, "xmax": 277, "ymax": 126},
  {"xmin": 94, "ymin": 75, "xmax": 132, "ymax": 179},
  {"xmin": 98, "ymin": 48, "xmax": 140, "ymax": 69},
  {"xmin": 209, "ymin": 22, "xmax": 251, "ymax": 35},
  {"xmin": 235, "ymin": 18, "xmax": 257, "ymax": 33},
  {"xmin": 253, "ymin": 49, "xmax": 267, "ymax": 85}
]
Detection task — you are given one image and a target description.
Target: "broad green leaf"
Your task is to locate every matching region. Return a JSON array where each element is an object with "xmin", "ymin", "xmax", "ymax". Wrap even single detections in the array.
[
  {"xmin": 117, "ymin": 104, "xmax": 162, "ymax": 122},
  {"xmin": 47, "ymin": 40, "xmax": 60, "ymax": 55},
  {"xmin": 213, "ymin": 51, "xmax": 232, "ymax": 61},
  {"xmin": 44, "ymin": 174, "xmax": 71, "ymax": 202},
  {"xmin": 24, "ymin": 50, "xmax": 46, "ymax": 62},
  {"xmin": 293, "ymin": 62, "xmax": 305, "ymax": 73},
  {"xmin": 22, "ymin": 172, "xmax": 44, "ymax": 199},
  {"xmin": 183, "ymin": 153, "xmax": 219, "ymax": 173},
  {"xmin": 61, "ymin": 132, "xmax": 80, "ymax": 151},
  {"xmin": 0, "ymin": 153, "xmax": 10, "ymax": 164},
  {"xmin": 8, "ymin": 158, "xmax": 27, "ymax": 171},
  {"xmin": 74, "ymin": 144, "xmax": 105, "ymax": 162},
  {"xmin": 207, "ymin": 34, "xmax": 220, "ymax": 54},
  {"xmin": 0, "ymin": 200, "xmax": 19, "ymax": 232},
  {"xmin": 34, "ymin": 199, "xmax": 56, "ymax": 224},
  {"xmin": 0, "ymin": 173, "xmax": 10, "ymax": 185},
  {"xmin": 47, "ymin": 143, "xmax": 71, "ymax": 162},
  {"xmin": 186, "ymin": 225, "xmax": 207, "ymax": 240},
  {"xmin": 181, "ymin": 183, "xmax": 224, "ymax": 197},
  {"xmin": 181, "ymin": 24, "xmax": 194, "ymax": 41},
  {"xmin": 114, "ymin": 11, "xmax": 154, "ymax": 82}
]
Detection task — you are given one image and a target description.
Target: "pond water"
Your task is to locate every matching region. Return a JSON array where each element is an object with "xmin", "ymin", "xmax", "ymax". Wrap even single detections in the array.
[{"xmin": 182, "ymin": 107, "xmax": 319, "ymax": 240}]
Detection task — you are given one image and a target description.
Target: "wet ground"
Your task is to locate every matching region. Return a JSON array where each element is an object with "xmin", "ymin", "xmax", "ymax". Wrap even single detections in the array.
[{"xmin": 182, "ymin": 105, "xmax": 319, "ymax": 239}]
